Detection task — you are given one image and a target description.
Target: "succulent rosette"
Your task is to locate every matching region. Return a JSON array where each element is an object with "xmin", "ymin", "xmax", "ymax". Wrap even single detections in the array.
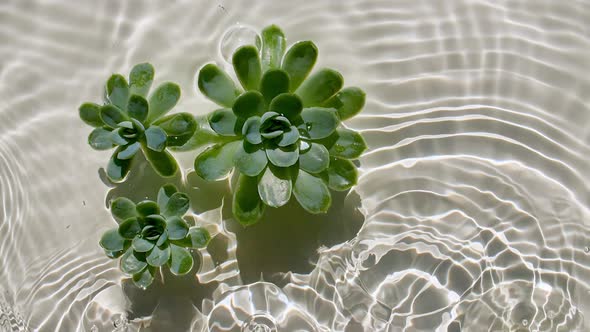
[
  {"xmin": 99, "ymin": 184, "xmax": 211, "ymax": 288},
  {"xmin": 79, "ymin": 63, "xmax": 196, "ymax": 182},
  {"xmin": 194, "ymin": 25, "xmax": 367, "ymax": 225}
]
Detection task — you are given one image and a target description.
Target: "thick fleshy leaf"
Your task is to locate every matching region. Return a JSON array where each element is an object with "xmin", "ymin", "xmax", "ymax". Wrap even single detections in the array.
[
  {"xmin": 299, "ymin": 142, "xmax": 329, "ymax": 173},
  {"xmin": 100, "ymin": 104, "xmax": 128, "ymax": 128},
  {"xmin": 198, "ymin": 63, "xmax": 241, "ymax": 108},
  {"xmin": 242, "ymin": 116, "xmax": 262, "ymax": 144},
  {"xmin": 79, "ymin": 102, "xmax": 104, "ymax": 127},
  {"xmin": 300, "ymin": 107, "xmax": 339, "ymax": 139},
  {"xmin": 277, "ymin": 126, "xmax": 299, "ymax": 147},
  {"xmin": 162, "ymin": 192, "xmax": 190, "ymax": 218},
  {"xmin": 120, "ymin": 250, "xmax": 147, "ymax": 275},
  {"xmin": 296, "ymin": 68, "xmax": 343, "ymax": 107},
  {"xmin": 105, "ymin": 250, "xmax": 126, "ymax": 259},
  {"xmin": 111, "ymin": 197, "xmax": 137, "ymax": 222},
  {"xmin": 88, "ymin": 127, "xmax": 114, "ymax": 150},
  {"xmin": 323, "ymin": 87, "xmax": 365, "ymax": 121},
  {"xmin": 119, "ymin": 217, "xmax": 142, "ymax": 239},
  {"xmin": 142, "ymin": 145, "xmax": 178, "ymax": 177},
  {"xmin": 144, "ymin": 214, "xmax": 167, "ymax": 230},
  {"xmin": 209, "ymin": 108, "xmax": 239, "ymax": 136},
  {"xmin": 266, "ymin": 145, "xmax": 299, "ymax": 167},
  {"xmin": 234, "ymin": 142, "xmax": 267, "ymax": 177},
  {"xmin": 145, "ymin": 125, "xmax": 167, "ymax": 152},
  {"xmin": 147, "ymin": 244, "xmax": 171, "ymax": 267},
  {"xmin": 326, "ymin": 158, "xmax": 357, "ymax": 191},
  {"xmin": 100, "ymin": 228, "xmax": 126, "ymax": 251},
  {"xmin": 129, "ymin": 63, "xmax": 154, "ymax": 97},
  {"xmin": 166, "ymin": 216, "xmax": 189, "ymax": 240},
  {"xmin": 153, "ymin": 113, "xmax": 197, "ymax": 147},
  {"xmin": 233, "ymin": 45, "xmax": 262, "ymax": 91},
  {"xmin": 233, "ymin": 174, "xmax": 265, "ymax": 226},
  {"xmin": 169, "ymin": 115, "xmax": 227, "ymax": 152},
  {"xmin": 109, "ymin": 128, "xmax": 128, "ymax": 146},
  {"xmin": 136, "ymin": 200, "xmax": 160, "ymax": 217},
  {"xmin": 321, "ymin": 128, "xmax": 367, "ymax": 159},
  {"xmin": 127, "ymin": 94, "xmax": 149, "ymax": 122},
  {"xmin": 157, "ymin": 184, "xmax": 177, "ymax": 208},
  {"xmin": 105, "ymin": 74, "xmax": 129, "ymax": 111},
  {"xmin": 107, "ymin": 147, "xmax": 132, "ymax": 182},
  {"xmin": 233, "ymin": 91, "xmax": 265, "ymax": 118},
  {"xmin": 293, "ymin": 170, "xmax": 331, "ymax": 214},
  {"xmin": 117, "ymin": 142, "xmax": 141, "ymax": 160},
  {"xmin": 147, "ymin": 82, "xmax": 181, "ymax": 123},
  {"xmin": 260, "ymin": 69, "xmax": 290, "ymax": 104},
  {"xmin": 194, "ymin": 141, "xmax": 240, "ymax": 181},
  {"xmin": 132, "ymin": 265, "xmax": 155, "ymax": 289},
  {"xmin": 258, "ymin": 166, "xmax": 292, "ymax": 208},
  {"xmin": 269, "ymin": 93, "xmax": 302, "ymax": 121},
  {"xmin": 185, "ymin": 227, "xmax": 210, "ymax": 248},
  {"xmin": 261, "ymin": 25, "xmax": 286, "ymax": 71},
  {"xmin": 133, "ymin": 236, "xmax": 155, "ymax": 253},
  {"xmin": 156, "ymin": 230, "xmax": 169, "ymax": 247},
  {"xmin": 168, "ymin": 244, "xmax": 194, "ymax": 275},
  {"xmin": 282, "ymin": 41, "xmax": 318, "ymax": 91}
]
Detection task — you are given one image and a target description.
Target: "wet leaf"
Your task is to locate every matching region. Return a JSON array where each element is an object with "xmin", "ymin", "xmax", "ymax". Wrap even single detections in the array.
[
  {"xmin": 146, "ymin": 244, "xmax": 171, "ymax": 267},
  {"xmin": 261, "ymin": 24, "xmax": 286, "ymax": 71},
  {"xmin": 194, "ymin": 141, "xmax": 240, "ymax": 181},
  {"xmin": 129, "ymin": 63, "xmax": 154, "ymax": 97},
  {"xmin": 107, "ymin": 147, "xmax": 132, "ymax": 182},
  {"xmin": 322, "ymin": 128, "xmax": 367, "ymax": 159},
  {"xmin": 142, "ymin": 144, "xmax": 178, "ymax": 177},
  {"xmin": 296, "ymin": 68, "xmax": 343, "ymax": 107},
  {"xmin": 162, "ymin": 192, "xmax": 190, "ymax": 218},
  {"xmin": 233, "ymin": 45, "xmax": 262, "ymax": 91},
  {"xmin": 323, "ymin": 87, "xmax": 365, "ymax": 121},
  {"xmin": 209, "ymin": 108, "xmax": 239, "ymax": 136},
  {"xmin": 120, "ymin": 249, "xmax": 147, "ymax": 275},
  {"xmin": 105, "ymin": 74, "xmax": 129, "ymax": 111},
  {"xmin": 233, "ymin": 91, "xmax": 265, "ymax": 118},
  {"xmin": 153, "ymin": 112, "xmax": 197, "ymax": 147},
  {"xmin": 299, "ymin": 142, "xmax": 329, "ymax": 173},
  {"xmin": 79, "ymin": 102, "xmax": 104, "ymax": 127},
  {"xmin": 117, "ymin": 142, "xmax": 141, "ymax": 160},
  {"xmin": 266, "ymin": 144, "xmax": 299, "ymax": 167},
  {"xmin": 325, "ymin": 158, "xmax": 357, "ymax": 191},
  {"xmin": 293, "ymin": 169, "xmax": 331, "ymax": 214},
  {"xmin": 233, "ymin": 174, "xmax": 265, "ymax": 226},
  {"xmin": 88, "ymin": 127, "xmax": 114, "ymax": 150},
  {"xmin": 166, "ymin": 216, "xmax": 189, "ymax": 240},
  {"xmin": 100, "ymin": 228, "xmax": 126, "ymax": 252},
  {"xmin": 100, "ymin": 104, "xmax": 128, "ymax": 128},
  {"xmin": 300, "ymin": 107, "xmax": 339, "ymax": 139},
  {"xmin": 282, "ymin": 41, "xmax": 318, "ymax": 91},
  {"xmin": 157, "ymin": 184, "xmax": 178, "ymax": 208},
  {"xmin": 111, "ymin": 197, "xmax": 137, "ymax": 222},
  {"xmin": 269, "ymin": 93, "xmax": 302, "ymax": 121},
  {"xmin": 258, "ymin": 166, "xmax": 292, "ymax": 208},
  {"xmin": 132, "ymin": 236, "xmax": 155, "ymax": 253},
  {"xmin": 242, "ymin": 116, "xmax": 262, "ymax": 145},
  {"xmin": 198, "ymin": 63, "xmax": 241, "ymax": 107},
  {"xmin": 127, "ymin": 94, "xmax": 149, "ymax": 122},
  {"xmin": 260, "ymin": 69, "xmax": 290, "ymax": 104},
  {"xmin": 234, "ymin": 142, "xmax": 267, "ymax": 177},
  {"xmin": 185, "ymin": 227, "xmax": 210, "ymax": 248},
  {"xmin": 132, "ymin": 265, "xmax": 155, "ymax": 289},
  {"xmin": 136, "ymin": 200, "xmax": 160, "ymax": 217},
  {"xmin": 145, "ymin": 125, "xmax": 167, "ymax": 152},
  {"xmin": 277, "ymin": 125, "xmax": 299, "ymax": 147},
  {"xmin": 119, "ymin": 217, "xmax": 142, "ymax": 239},
  {"xmin": 168, "ymin": 244, "xmax": 193, "ymax": 275},
  {"xmin": 147, "ymin": 82, "xmax": 181, "ymax": 123}
]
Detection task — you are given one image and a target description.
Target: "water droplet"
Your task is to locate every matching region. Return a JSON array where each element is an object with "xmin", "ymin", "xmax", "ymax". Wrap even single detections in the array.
[
  {"xmin": 90, "ymin": 326, "xmax": 98, "ymax": 332},
  {"xmin": 584, "ymin": 246, "xmax": 589, "ymax": 253},
  {"xmin": 299, "ymin": 140, "xmax": 311, "ymax": 153},
  {"xmin": 522, "ymin": 319, "xmax": 528, "ymax": 326},
  {"xmin": 220, "ymin": 25, "xmax": 261, "ymax": 63}
]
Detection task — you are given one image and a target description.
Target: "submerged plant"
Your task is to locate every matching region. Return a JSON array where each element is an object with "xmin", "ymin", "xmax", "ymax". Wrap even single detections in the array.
[
  {"xmin": 79, "ymin": 63, "xmax": 196, "ymax": 182},
  {"xmin": 194, "ymin": 25, "xmax": 367, "ymax": 225},
  {"xmin": 99, "ymin": 184, "xmax": 210, "ymax": 288}
]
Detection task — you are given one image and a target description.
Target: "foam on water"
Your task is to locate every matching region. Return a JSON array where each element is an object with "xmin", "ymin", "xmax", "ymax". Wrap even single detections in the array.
[{"xmin": 1, "ymin": 0, "xmax": 589, "ymax": 331}]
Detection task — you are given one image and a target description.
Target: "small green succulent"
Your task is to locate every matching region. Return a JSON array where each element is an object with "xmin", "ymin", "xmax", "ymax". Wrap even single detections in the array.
[
  {"xmin": 79, "ymin": 63, "xmax": 196, "ymax": 182},
  {"xmin": 99, "ymin": 184, "xmax": 210, "ymax": 288},
  {"xmin": 194, "ymin": 25, "xmax": 367, "ymax": 225}
]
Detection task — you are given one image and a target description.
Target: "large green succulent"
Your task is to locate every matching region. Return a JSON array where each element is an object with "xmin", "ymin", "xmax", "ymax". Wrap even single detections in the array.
[
  {"xmin": 99, "ymin": 184, "xmax": 211, "ymax": 288},
  {"xmin": 79, "ymin": 63, "xmax": 196, "ymax": 182},
  {"xmin": 194, "ymin": 25, "xmax": 367, "ymax": 225}
]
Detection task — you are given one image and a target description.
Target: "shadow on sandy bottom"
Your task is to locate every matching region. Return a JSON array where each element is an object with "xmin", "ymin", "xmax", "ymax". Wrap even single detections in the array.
[{"xmin": 100, "ymin": 154, "xmax": 364, "ymax": 326}]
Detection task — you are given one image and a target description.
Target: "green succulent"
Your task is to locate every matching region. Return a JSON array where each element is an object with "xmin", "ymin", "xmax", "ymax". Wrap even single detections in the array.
[
  {"xmin": 99, "ymin": 184, "xmax": 211, "ymax": 288},
  {"xmin": 194, "ymin": 25, "xmax": 367, "ymax": 225},
  {"xmin": 79, "ymin": 63, "xmax": 196, "ymax": 182}
]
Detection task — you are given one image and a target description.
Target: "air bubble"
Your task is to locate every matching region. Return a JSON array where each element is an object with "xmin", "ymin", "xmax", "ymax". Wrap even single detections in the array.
[
  {"xmin": 584, "ymin": 246, "xmax": 589, "ymax": 253},
  {"xmin": 220, "ymin": 25, "xmax": 261, "ymax": 64},
  {"xmin": 522, "ymin": 319, "xmax": 528, "ymax": 326}
]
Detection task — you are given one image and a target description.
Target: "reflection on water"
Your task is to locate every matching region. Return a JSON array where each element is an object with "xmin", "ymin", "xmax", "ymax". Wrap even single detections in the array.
[{"xmin": 1, "ymin": 0, "xmax": 590, "ymax": 331}]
